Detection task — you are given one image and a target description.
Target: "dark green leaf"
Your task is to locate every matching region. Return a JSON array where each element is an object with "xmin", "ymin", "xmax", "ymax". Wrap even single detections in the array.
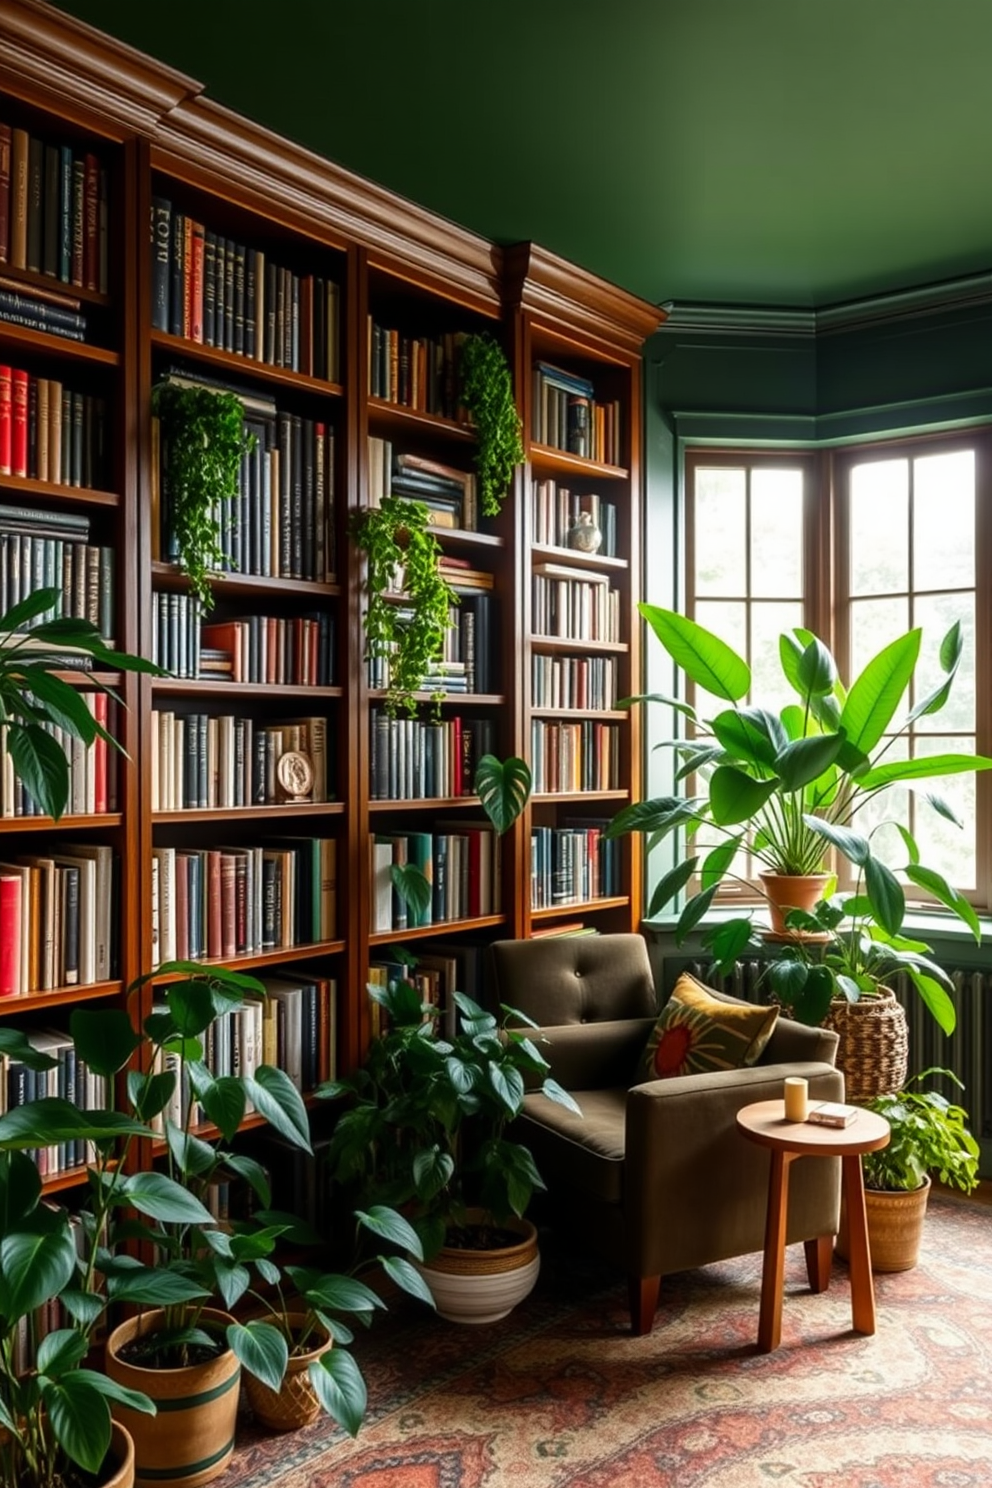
[
  {"xmin": 199, "ymin": 1076, "xmax": 245, "ymax": 1142},
  {"xmin": 856, "ymin": 752, "xmax": 992, "ymax": 789},
  {"xmin": 647, "ymin": 856, "xmax": 698, "ymax": 916},
  {"xmin": 700, "ymin": 836, "xmax": 742, "ymax": 890},
  {"xmin": 675, "ymin": 884, "xmax": 718, "ymax": 943},
  {"xmin": 380, "ymin": 1256, "xmax": 436, "ymax": 1306},
  {"xmin": 1, "ymin": 1212, "xmax": 76, "ymax": 1318},
  {"xmin": 356, "ymin": 1205, "xmax": 424, "ymax": 1260},
  {"xmin": 639, "ymin": 604, "xmax": 750, "ymax": 701},
  {"xmin": 228, "ymin": 1319, "xmax": 288, "ymax": 1391},
  {"xmin": 0, "ymin": 1027, "xmax": 58, "ymax": 1071},
  {"xmin": 43, "ymin": 1376, "xmax": 111, "ymax": 1474},
  {"xmin": 864, "ymin": 855, "xmax": 905, "ymax": 936},
  {"xmin": 839, "ymin": 629, "xmax": 920, "ymax": 757},
  {"xmin": 36, "ymin": 1327, "xmax": 88, "ymax": 1377},
  {"xmin": 105, "ymin": 1267, "xmax": 209, "ymax": 1305},
  {"xmin": 390, "ymin": 862, "xmax": 432, "ymax": 919},
  {"xmin": 0, "ymin": 585, "xmax": 64, "ymax": 632},
  {"xmin": 604, "ymin": 795, "xmax": 705, "ymax": 840},
  {"xmin": 905, "ymin": 864, "xmax": 981, "ymax": 941},
  {"xmin": 796, "ymin": 636, "xmax": 838, "ymax": 696},
  {"xmin": 774, "ymin": 733, "xmax": 844, "ymax": 792},
  {"xmin": 0, "ymin": 1149, "xmax": 42, "ymax": 1229},
  {"xmin": 710, "ymin": 708, "xmax": 784, "ymax": 769},
  {"xmin": 308, "ymin": 1347, "xmax": 367, "ymax": 1437},
  {"xmin": 70, "ymin": 1009, "xmax": 142, "ymax": 1077},
  {"xmin": 708, "ymin": 765, "xmax": 779, "ymax": 826},
  {"xmin": 802, "ymin": 816, "xmax": 869, "ymax": 866},
  {"xmin": 905, "ymin": 967, "xmax": 957, "ymax": 1036},
  {"xmin": 221, "ymin": 1153, "xmax": 272, "ymax": 1208},
  {"xmin": 5, "ymin": 722, "xmax": 69, "ymax": 819},
  {"xmin": 474, "ymin": 754, "xmax": 532, "ymax": 834},
  {"xmin": 702, "ymin": 915, "xmax": 755, "ymax": 973},
  {"xmin": 119, "ymin": 1170, "xmax": 213, "ymax": 1224},
  {"xmin": 246, "ymin": 1065, "xmax": 312, "ymax": 1153}
]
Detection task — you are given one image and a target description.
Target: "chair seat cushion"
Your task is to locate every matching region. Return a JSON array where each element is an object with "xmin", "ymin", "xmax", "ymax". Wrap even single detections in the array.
[
  {"xmin": 639, "ymin": 972, "xmax": 779, "ymax": 1081},
  {"xmin": 518, "ymin": 1087, "xmax": 627, "ymax": 1205}
]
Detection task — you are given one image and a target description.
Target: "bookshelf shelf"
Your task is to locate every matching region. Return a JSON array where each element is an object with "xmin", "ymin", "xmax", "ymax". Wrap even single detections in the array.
[
  {"xmin": 0, "ymin": 320, "xmax": 119, "ymax": 365},
  {"xmin": 150, "ymin": 561, "xmax": 341, "ymax": 600},
  {"xmin": 366, "ymin": 397, "xmax": 475, "ymax": 443},
  {"xmin": 148, "ymin": 941, "xmax": 346, "ymax": 980},
  {"xmin": 530, "ymin": 636, "xmax": 630, "ymax": 655},
  {"xmin": 0, "ymin": 812, "xmax": 123, "ymax": 833},
  {"xmin": 152, "ymin": 803, "xmax": 344, "ymax": 824},
  {"xmin": 530, "ymin": 543, "xmax": 628, "ymax": 572},
  {"xmin": 369, "ymin": 914, "xmax": 507, "ymax": 946},
  {"xmin": 0, "ymin": 473, "xmax": 119, "ymax": 507},
  {"xmin": 367, "ymin": 795, "xmax": 482, "ymax": 812},
  {"xmin": 368, "ymin": 690, "xmax": 504, "ymax": 708},
  {"xmin": 529, "ymin": 444, "xmax": 629, "ymax": 481},
  {"xmin": 532, "ymin": 790, "xmax": 629, "ymax": 804},
  {"xmin": 152, "ymin": 679, "xmax": 344, "ymax": 700},
  {"xmin": 0, "ymin": 979, "xmax": 123, "ymax": 1018},
  {"xmin": 434, "ymin": 529, "xmax": 504, "ymax": 552},
  {"xmin": 149, "ymin": 329, "xmax": 345, "ymax": 401},
  {"xmin": 0, "ymin": 262, "xmax": 111, "ymax": 309},
  {"xmin": 530, "ymin": 707, "xmax": 629, "ymax": 721},
  {"xmin": 531, "ymin": 896, "xmax": 631, "ymax": 921}
]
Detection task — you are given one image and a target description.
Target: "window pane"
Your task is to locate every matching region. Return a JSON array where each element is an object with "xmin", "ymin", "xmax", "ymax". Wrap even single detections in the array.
[
  {"xmin": 913, "ymin": 594, "xmax": 975, "ymax": 732},
  {"xmin": 853, "ymin": 734, "xmax": 908, "ymax": 870},
  {"xmin": 695, "ymin": 468, "xmax": 746, "ymax": 596},
  {"xmin": 751, "ymin": 602, "xmax": 804, "ymax": 712},
  {"xmin": 914, "ymin": 450, "xmax": 974, "ymax": 592},
  {"xmin": 850, "ymin": 459, "xmax": 908, "ymax": 595},
  {"xmin": 751, "ymin": 468, "xmax": 804, "ymax": 598},
  {"xmin": 849, "ymin": 597, "xmax": 909, "ymax": 681},
  {"xmin": 912, "ymin": 735, "xmax": 977, "ymax": 891}
]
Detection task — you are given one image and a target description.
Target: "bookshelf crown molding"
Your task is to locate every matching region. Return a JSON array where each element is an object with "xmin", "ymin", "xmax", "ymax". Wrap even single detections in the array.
[{"xmin": 504, "ymin": 242, "xmax": 663, "ymax": 355}]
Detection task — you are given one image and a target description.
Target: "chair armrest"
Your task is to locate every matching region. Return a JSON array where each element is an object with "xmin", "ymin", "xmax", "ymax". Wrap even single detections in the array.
[{"xmin": 526, "ymin": 1018, "xmax": 655, "ymax": 1091}]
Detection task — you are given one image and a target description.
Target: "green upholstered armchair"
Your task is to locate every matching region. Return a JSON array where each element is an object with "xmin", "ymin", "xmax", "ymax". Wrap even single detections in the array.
[{"xmin": 490, "ymin": 933, "xmax": 844, "ymax": 1334}]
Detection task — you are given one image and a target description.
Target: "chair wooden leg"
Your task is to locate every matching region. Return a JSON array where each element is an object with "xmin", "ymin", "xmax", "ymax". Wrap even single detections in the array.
[
  {"xmin": 629, "ymin": 1274, "xmax": 660, "ymax": 1335},
  {"xmin": 804, "ymin": 1234, "xmax": 833, "ymax": 1293}
]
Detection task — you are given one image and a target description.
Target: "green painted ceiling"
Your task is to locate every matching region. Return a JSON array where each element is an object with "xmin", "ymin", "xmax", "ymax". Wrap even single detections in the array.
[{"xmin": 54, "ymin": 0, "xmax": 992, "ymax": 309}]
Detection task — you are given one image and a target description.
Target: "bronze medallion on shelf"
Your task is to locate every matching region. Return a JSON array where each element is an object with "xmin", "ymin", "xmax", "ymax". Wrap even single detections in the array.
[{"xmin": 277, "ymin": 750, "xmax": 314, "ymax": 803}]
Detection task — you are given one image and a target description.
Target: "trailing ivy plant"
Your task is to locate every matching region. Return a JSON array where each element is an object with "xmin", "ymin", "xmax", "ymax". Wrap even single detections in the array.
[
  {"xmin": 353, "ymin": 494, "xmax": 458, "ymax": 715},
  {"xmin": 152, "ymin": 380, "xmax": 254, "ymax": 609},
  {"xmin": 459, "ymin": 333, "xmax": 524, "ymax": 517}
]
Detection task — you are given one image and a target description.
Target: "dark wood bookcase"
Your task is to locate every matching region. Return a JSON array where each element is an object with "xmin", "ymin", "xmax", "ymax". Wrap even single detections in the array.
[{"xmin": 0, "ymin": 0, "xmax": 661, "ymax": 1197}]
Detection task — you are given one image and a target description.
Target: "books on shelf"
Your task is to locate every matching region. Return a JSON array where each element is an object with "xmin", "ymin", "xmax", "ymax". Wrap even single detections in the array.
[
  {"xmin": 0, "ymin": 843, "xmax": 117, "ymax": 995},
  {"xmin": 150, "ymin": 711, "xmax": 329, "ymax": 810},
  {"xmin": 150, "ymin": 836, "xmax": 337, "ymax": 968},
  {"xmin": 532, "ymin": 652, "xmax": 616, "ymax": 711},
  {"xmin": 0, "ymin": 365, "xmax": 108, "ymax": 486},
  {"xmin": 530, "ymin": 719, "xmax": 620, "ymax": 794},
  {"xmin": 532, "ymin": 562, "xmax": 620, "ymax": 643},
  {"xmin": 149, "ymin": 198, "xmax": 340, "ymax": 378},
  {"xmin": 0, "ymin": 121, "xmax": 108, "ymax": 292},
  {"xmin": 0, "ymin": 698, "xmax": 118, "ymax": 819},
  {"xmin": 1, "ymin": 1031, "xmax": 110, "ymax": 1178},
  {"xmin": 367, "ymin": 437, "xmax": 478, "ymax": 530},
  {"xmin": 366, "ymin": 320, "xmax": 466, "ymax": 420},
  {"xmin": 366, "ymin": 588, "xmax": 493, "ymax": 696},
  {"xmin": 154, "ymin": 369, "xmax": 337, "ymax": 583},
  {"xmin": 150, "ymin": 598, "xmax": 334, "ymax": 685},
  {"xmin": 531, "ymin": 479, "xmax": 617, "ymax": 557},
  {"xmin": 531, "ymin": 361, "xmax": 621, "ymax": 465},
  {"xmin": 370, "ymin": 709, "xmax": 494, "ymax": 800},
  {"xmin": 0, "ymin": 502, "xmax": 114, "ymax": 640},
  {"xmin": 531, "ymin": 822, "xmax": 619, "ymax": 909},
  {"xmin": 370, "ymin": 823, "xmax": 500, "ymax": 933}
]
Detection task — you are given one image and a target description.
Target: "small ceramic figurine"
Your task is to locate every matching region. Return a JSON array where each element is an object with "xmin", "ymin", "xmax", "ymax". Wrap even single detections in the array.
[{"xmin": 566, "ymin": 510, "xmax": 603, "ymax": 553}]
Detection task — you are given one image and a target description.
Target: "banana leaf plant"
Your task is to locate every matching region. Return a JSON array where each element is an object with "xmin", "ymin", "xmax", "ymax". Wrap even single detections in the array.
[
  {"xmin": 607, "ymin": 607, "xmax": 992, "ymax": 1033},
  {"xmin": 0, "ymin": 586, "xmax": 164, "ymax": 821}
]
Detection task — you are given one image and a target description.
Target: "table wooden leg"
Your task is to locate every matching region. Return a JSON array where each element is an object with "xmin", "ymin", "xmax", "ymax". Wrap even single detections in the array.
[
  {"xmin": 842, "ymin": 1153, "xmax": 876, "ymax": 1335},
  {"xmin": 804, "ymin": 1234, "xmax": 833, "ymax": 1293},
  {"xmin": 758, "ymin": 1149, "xmax": 793, "ymax": 1352}
]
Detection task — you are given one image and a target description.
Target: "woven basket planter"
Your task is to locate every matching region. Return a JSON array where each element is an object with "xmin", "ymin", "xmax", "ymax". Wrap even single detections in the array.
[
  {"xmin": 242, "ymin": 1314, "xmax": 332, "ymax": 1432},
  {"xmin": 836, "ymin": 1174, "xmax": 931, "ymax": 1272},
  {"xmin": 824, "ymin": 988, "xmax": 909, "ymax": 1103}
]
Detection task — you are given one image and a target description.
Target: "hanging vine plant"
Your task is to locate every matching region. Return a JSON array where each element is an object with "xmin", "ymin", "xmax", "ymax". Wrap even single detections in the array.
[
  {"xmin": 152, "ymin": 380, "xmax": 254, "ymax": 610},
  {"xmin": 459, "ymin": 332, "xmax": 524, "ymax": 518},
  {"xmin": 353, "ymin": 494, "xmax": 458, "ymax": 715}
]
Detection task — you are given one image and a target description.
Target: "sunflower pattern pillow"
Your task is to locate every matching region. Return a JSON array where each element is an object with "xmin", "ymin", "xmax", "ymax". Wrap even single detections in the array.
[{"xmin": 639, "ymin": 972, "xmax": 779, "ymax": 1081}]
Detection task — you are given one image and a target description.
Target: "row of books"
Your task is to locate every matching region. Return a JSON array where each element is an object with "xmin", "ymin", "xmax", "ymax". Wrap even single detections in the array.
[
  {"xmin": 368, "ymin": 436, "xmax": 479, "ymax": 530},
  {"xmin": 154, "ymin": 378, "xmax": 337, "ymax": 584},
  {"xmin": 371, "ymin": 824, "xmax": 500, "ymax": 932},
  {"xmin": 0, "ymin": 702, "xmax": 118, "ymax": 820},
  {"xmin": 369, "ymin": 709, "xmax": 495, "ymax": 801},
  {"xmin": 0, "ymin": 122, "xmax": 109, "ymax": 293},
  {"xmin": 1, "ymin": 511, "xmax": 114, "ymax": 640},
  {"xmin": 532, "ymin": 562, "xmax": 621, "ymax": 643},
  {"xmin": 531, "ymin": 480, "xmax": 618, "ymax": 557},
  {"xmin": 367, "ymin": 319, "xmax": 467, "ymax": 420},
  {"xmin": 531, "ymin": 361, "xmax": 622, "ymax": 466},
  {"xmin": 366, "ymin": 590, "xmax": 494, "ymax": 697},
  {"xmin": 151, "ymin": 711, "xmax": 329, "ymax": 811},
  {"xmin": 531, "ymin": 824, "xmax": 620, "ymax": 908},
  {"xmin": 150, "ymin": 594, "xmax": 335, "ymax": 687},
  {"xmin": 1, "ymin": 1034, "xmax": 111, "ymax": 1174},
  {"xmin": 150, "ymin": 972, "xmax": 337, "ymax": 1121},
  {"xmin": 151, "ymin": 837, "xmax": 337, "ymax": 967},
  {"xmin": 0, "ymin": 843, "xmax": 116, "ymax": 996},
  {"xmin": 368, "ymin": 941, "xmax": 486, "ymax": 1040},
  {"xmin": 0, "ymin": 366, "xmax": 108, "ymax": 485},
  {"xmin": 150, "ymin": 199, "xmax": 341, "ymax": 378},
  {"xmin": 0, "ymin": 279, "xmax": 89, "ymax": 342},
  {"xmin": 530, "ymin": 720, "xmax": 621, "ymax": 795},
  {"xmin": 532, "ymin": 652, "xmax": 617, "ymax": 711}
]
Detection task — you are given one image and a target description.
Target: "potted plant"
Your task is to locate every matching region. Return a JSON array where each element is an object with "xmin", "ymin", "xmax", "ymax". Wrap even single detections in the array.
[
  {"xmin": 352, "ymin": 494, "xmax": 459, "ymax": 715},
  {"xmin": 836, "ymin": 1068, "xmax": 980, "ymax": 1272},
  {"xmin": 609, "ymin": 609, "xmax": 991, "ymax": 1051},
  {"xmin": 322, "ymin": 974, "xmax": 579, "ymax": 1324},
  {"xmin": 457, "ymin": 332, "xmax": 524, "ymax": 518}
]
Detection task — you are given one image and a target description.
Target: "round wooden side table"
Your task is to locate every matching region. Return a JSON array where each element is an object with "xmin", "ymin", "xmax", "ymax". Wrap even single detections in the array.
[{"xmin": 736, "ymin": 1098, "xmax": 890, "ymax": 1353}]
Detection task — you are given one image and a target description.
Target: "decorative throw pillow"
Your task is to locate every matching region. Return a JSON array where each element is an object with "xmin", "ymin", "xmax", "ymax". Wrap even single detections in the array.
[{"xmin": 639, "ymin": 972, "xmax": 779, "ymax": 1080}]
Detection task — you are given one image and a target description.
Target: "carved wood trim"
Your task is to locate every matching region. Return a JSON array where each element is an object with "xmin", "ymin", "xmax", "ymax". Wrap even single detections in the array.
[{"xmin": 504, "ymin": 242, "xmax": 664, "ymax": 354}]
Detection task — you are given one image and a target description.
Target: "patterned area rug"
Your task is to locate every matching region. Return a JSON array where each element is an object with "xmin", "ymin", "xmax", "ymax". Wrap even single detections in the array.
[{"xmin": 231, "ymin": 1196, "xmax": 992, "ymax": 1488}]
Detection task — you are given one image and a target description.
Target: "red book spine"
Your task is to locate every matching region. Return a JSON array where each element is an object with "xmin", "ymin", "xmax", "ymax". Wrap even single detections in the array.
[
  {"xmin": 0, "ymin": 364, "xmax": 11, "ymax": 475},
  {"xmin": 92, "ymin": 691, "xmax": 108, "ymax": 813},
  {"xmin": 174, "ymin": 854, "xmax": 189, "ymax": 963},
  {"xmin": 189, "ymin": 221, "xmax": 204, "ymax": 343},
  {"xmin": 0, "ymin": 874, "xmax": 23, "ymax": 996},
  {"xmin": 10, "ymin": 367, "xmax": 28, "ymax": 478},
  {"xmin": 83, "ymin": 153, "xmax": 100, "ymax": 292},
  {"xmin": 206, "ymin": 849, "xmax": 222, "ymax": 958}
]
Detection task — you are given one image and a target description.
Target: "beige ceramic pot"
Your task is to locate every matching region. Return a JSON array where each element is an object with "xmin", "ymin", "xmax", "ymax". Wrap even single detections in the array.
[
  {"xmin": 417, "ymin": 1211, "xmax": 540, "ymax": 1324},
  {"xmin": 105, "ymin": 1309, "xmax": 240, "ymax": 1488},
  {"xmin": 242, "ymin": 1313, "xmax": 332, "ymax": 1431}
]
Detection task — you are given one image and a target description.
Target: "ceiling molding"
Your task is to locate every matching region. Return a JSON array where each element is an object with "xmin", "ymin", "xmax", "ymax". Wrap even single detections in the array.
[{"xmin": 656, "ymin": 303, "xmax": 816, "ymax": 338}]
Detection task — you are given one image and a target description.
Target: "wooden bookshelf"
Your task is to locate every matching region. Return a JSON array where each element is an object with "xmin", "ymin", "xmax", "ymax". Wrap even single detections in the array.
[{"xmin": 0, "ymin": 0, "xmax": 661, "ymax": 1187}]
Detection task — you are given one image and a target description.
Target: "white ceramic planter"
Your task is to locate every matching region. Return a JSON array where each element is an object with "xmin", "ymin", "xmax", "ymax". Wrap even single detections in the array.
[{"xmin": 417, "ymin": 1214, "xmax": 540, "ymax": 1324}]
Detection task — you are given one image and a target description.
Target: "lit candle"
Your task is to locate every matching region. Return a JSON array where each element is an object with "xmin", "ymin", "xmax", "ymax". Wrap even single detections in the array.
[{"xmin": 784, "ymin": 1076, "xmax": 808, "ymax": 1122}]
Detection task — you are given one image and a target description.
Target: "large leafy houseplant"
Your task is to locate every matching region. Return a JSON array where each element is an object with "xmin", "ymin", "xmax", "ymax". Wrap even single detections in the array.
[
  {"xmin": 608, "ymin": 608, "xmax": 992, "ymax": 1033},
  {"xmin": 861, "ymin": 1068, "xmax": 980, "ymax": 1194},
  {"xmin": 458, "ymin": 333, "xmax": 524, "ymax": 518}
]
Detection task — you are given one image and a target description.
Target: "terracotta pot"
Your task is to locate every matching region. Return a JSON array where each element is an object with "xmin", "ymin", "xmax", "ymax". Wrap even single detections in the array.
[
  {"xmin": 759, "ymin": 871, "xmax": 831, "ymax": 936},
  {"xmin": 242, "ymin": 1313, "xmax": 332, "ymax": 1432},
  {"xmin": 105, "ymin": 1309, "xmax": 240, "ymax": 1488},
  {"xmin": 101, "ymin": 1421, "xmax": 137, "ymax": 1488},
  {"xmin": 417, "ymin": 1211, "xmax": 540, "ymax": 1324},
  {"xmin": 836, "ymin": 1174, "xmax": 931, "ymax": 1272}
]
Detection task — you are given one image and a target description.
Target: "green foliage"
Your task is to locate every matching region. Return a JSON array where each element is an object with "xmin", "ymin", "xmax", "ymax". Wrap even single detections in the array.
[
  {"xmin": 0, "ymin": 587, "xmax": 163, "ymax": 820},
  {"xmin": 152, "ymin": 381, "xmax": 254, "ymax": 609},
  {"xmin": 613, "ymin": 610, "xmax": 991, "ymax": 1035},
  {"xmin": 323, "ymin": 978, "xmax": 579, "ymax": 1258},
  {"xmin": 474, "ymin": 753, "xmax": 532, "ymax": 834},
  {"xmin": 861, "ymin": 1069, "xmax": 980, "ymax": 1193},
  {"xmin": 352, "ymin": 495, "xmax": 458, "ymax": 715},
  {"xmin": 458, "ymin": 332, "xmax": 524, "ymax": 517}
]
